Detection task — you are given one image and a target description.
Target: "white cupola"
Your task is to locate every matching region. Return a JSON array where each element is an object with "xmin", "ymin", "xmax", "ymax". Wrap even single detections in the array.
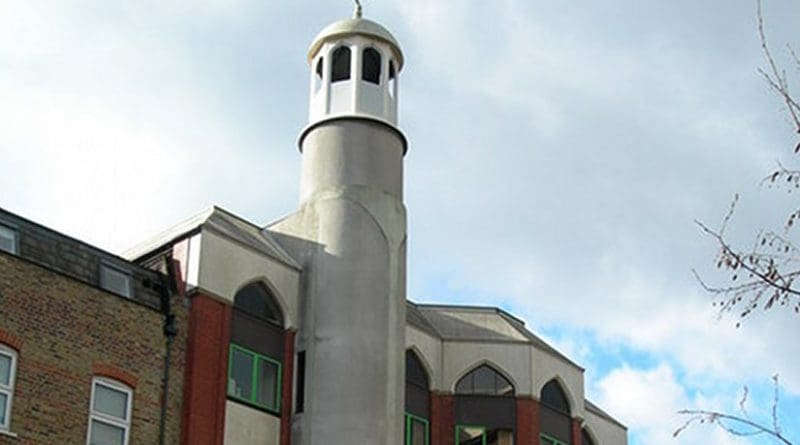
[{"xmin": 306, "ymin": 7, "xmax": 403, "ymax": 128}]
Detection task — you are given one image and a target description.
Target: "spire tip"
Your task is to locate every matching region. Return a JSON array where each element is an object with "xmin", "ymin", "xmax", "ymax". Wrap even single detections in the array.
[{"xmin": 353, "ymin": 0, "xmax": 363, "ymax": 18}]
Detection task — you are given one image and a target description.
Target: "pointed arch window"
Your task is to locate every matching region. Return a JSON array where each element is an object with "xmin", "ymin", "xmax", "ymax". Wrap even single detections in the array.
[
  {"xmin": 405, "ymin": 350, "xmax": 430, "ymax": 445},
  {"xmin": 331, "ymin": 46, "xmax": 351, "ymax": 83},
  {"xmin": 228, "ymin": 282, "xmax": 285, "ymax": 415},
  {"xmin": 455, "ymin": 365, "xmax": 514, "ymax": 396},
  {"xmin": 234, "ymin": 282, "xmax": 283, "ymax": 327},
  {"xmin": 539, "ymin": 379, "xmax": 572, "ymax": 445},
  {"xmin": 540, "ymin": 380, "xmax": 570, "ymax": 414},
  {"xmin": 362, "ymin": 47, "xmax": 381, "ymax": 84},
  {"xmin": 582, "ymin": 429, "xmax": 596, "ymax": 445},
  {"xmin": 453, "ymin": 364, "xmax": 515, "ymax": 444},
  {"xmin": 406, "ymin": 350, "xmax": 429, "ymax": 390}
]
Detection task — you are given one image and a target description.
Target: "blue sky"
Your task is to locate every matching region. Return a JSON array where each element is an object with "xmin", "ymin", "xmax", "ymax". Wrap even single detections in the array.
[{"xmin": 1, "ymin": 1, "xmax": 799, "ymax": 443}]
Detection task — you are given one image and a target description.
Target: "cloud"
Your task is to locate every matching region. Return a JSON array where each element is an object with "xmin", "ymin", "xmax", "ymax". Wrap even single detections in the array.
[
  {"xmin": 595, "ymin": 364, "xmax": 760, "ymax": 445},
  {"xmin": 3, "ymin": 2, "xmax": 800, "ymax": 444}
]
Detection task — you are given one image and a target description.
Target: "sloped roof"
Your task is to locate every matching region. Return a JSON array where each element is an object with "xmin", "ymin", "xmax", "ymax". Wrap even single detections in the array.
[
  {"xmin": 406, "ymin": 302, "xmax": 582, "ymax": 371},
  {"xmin": 123, "ymin": 206, "xmax": 301, "ymax": 270},
  {"xmin": 586, "ymin": 399, "xmax": 628, "ymax": 430}
]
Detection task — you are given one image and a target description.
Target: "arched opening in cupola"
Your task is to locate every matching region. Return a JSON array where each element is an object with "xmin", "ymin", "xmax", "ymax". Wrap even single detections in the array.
[
  {"xmin": 331, "ymin": 46, "xmax": 351, "ymax": 82},
  {"xmin": 362, "ymin": 47, "xmax": 382, "ymax": 84}
]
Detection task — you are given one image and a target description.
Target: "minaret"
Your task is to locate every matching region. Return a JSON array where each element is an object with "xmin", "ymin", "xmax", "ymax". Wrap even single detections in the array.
[{"xmin": 287, "ymin": 6, "xmax": 407, "ymax": 445}]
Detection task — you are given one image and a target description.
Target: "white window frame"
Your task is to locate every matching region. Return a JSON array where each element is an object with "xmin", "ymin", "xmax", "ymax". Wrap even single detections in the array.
[
  {"xmin": 99, "ymin": 262, "xmax": 133, "ymax": 298},
  {"xmin": 86, "ymin": 377, "xmax": 133, "ymax": 445},
  {"xmin": 0, "ymin": 223, "xmax": 18, "ymax": 255},
  {"xmin": 0, "ymin": 345, "xmax": 17, "ymax": 432}
]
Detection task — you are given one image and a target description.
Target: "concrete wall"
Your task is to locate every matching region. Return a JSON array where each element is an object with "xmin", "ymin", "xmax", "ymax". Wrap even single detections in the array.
[
  {"xmin": 442, "ymin": 341, "xmax": 533, "ymax": 396},
  {"xmin": 223, "ymin": 401, "xmax": 280, "ymax": 445},
  {"xmin": 584, "ymin": 408, "xmax": 628, "ymax": 445},
  {"xmin": 406, "ymin": 329, "xmax": 585, "ymax": 413},
  {"xmin": 196, "ymin": 229, "xmax": 300, "ymax": 329},
  {"xmin": 299, "ymin": 119, "xmax": 404, "ymax": 203},
  {"xmin": 273, "ymin": 117, "xmax": 407, "ymax": 445},
  {"xmin": 532, "ymin": 348, "xmax": 585, "ymax": 419},
  {"xmin": 405, "ymin": 326, "xmax": 442, "ymax": 390}
]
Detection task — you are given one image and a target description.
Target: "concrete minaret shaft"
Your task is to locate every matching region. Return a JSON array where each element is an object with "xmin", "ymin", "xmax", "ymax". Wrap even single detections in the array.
[{"xmin": 295, "ymin": 13, "xmax": 407, "ymax": 445}]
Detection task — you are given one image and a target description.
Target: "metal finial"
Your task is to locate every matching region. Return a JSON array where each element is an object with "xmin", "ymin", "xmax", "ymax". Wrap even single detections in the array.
[{"xmin": 353, "ymin": 0, "xmax": 363, "ymax": 18}]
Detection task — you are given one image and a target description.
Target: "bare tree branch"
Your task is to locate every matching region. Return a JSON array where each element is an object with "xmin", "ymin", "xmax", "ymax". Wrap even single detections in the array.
[
  {"xmin": 675, "ymin": 377, "xmax": 792, "ymax": 444},
  {"xmin": 757, "ymin": 0, "xmax": 800, "ymax": 132}
]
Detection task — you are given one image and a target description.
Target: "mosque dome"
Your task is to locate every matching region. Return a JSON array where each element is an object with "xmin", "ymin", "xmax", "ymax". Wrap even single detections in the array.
[{"xmin": 307, "ymin": 17, "xmax": 404, "ymax": 70}]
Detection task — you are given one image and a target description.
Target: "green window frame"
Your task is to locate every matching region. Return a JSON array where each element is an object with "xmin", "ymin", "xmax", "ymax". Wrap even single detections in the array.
[
  {"xmin": 227, "ymin": 344, "xmax": 282, "ymax": 414},
  {"xmin": 405, "ymin": 413, "xmax": 429, "ymax": 445},
  {"xmin": 456, "ymin": 425, "xmax": 486, "ymax": 445},
  {"xmin": 540, "ymin": 433, "xmax": 569, "ymax": 445}
]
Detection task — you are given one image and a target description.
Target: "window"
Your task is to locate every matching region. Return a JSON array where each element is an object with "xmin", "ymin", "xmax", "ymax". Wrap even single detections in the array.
[
  {"xmin": 295, "ymin": 351, "xmax": 305, "ymax": 413},
  {"xmin": 404, "ymin": 413, "xmax": 428, "ymax": 445},
  {"xmin": 540, "ymin": 434, "xmax": 569, "ymax": 445},
  {"xmin": 581, "ymin": 429, "xmax": 596, "ymax": 445},
  {"xmin": 228, "ymin": 344, "xmax": 281, "ymax": 413},
  {"xmin": 362, "ymin": 47, "xmax": 381, "ymax": 84},
  {"xmin": 331, "ymin": 46, "xmax": 351, "ymax": 82},
  {"xmin": 0, "ymin": 224, "xmax": 18, "ymax": 255},
  {"xmin": 457, "ymin": 425, "xmax": 486, "ymax": 445},
  {"xmin": 539, "ymin": 379, "xmax": 572, "ymax": 445},
  {"xmin": 455, "ymin": 365, "xmax": 514, "ymax": 396},
  {"xmin": 406, "ymin": 350, "xmax": 429, "ymax": 390},
  {"xmin": 314, "ymin": 57, "xmax": 323, "ymax": 93},
  {"xmin": 405, "ymin": 350, "xmax": 430, "ymax": 413},
  {"xmin": 388, "ymin": 60, "xmax": 397, "ymax": 98},
  {"xmin": 456, "ymin": 425, "xmax": 514, "ymax": 445},
  {"xmin": 541, "ymin": 380, "xmax": 570, "ymax": 414},
  {"xmin": 0, "ymin": 346, "xmax": 17, "ymax": 432},
  {"xmin": 234, "ymin": 282, "xmax": 283, "ymax": 326},
  {"xmin": 99, "ymin": 264, "xmax": 132, "ymax": 298},
  {"xmin": 87, "ymin": 378, "xmax": 132, "ymax": 445}
]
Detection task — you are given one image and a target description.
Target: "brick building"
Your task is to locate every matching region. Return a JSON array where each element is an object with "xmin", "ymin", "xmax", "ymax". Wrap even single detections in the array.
[
  {"xmin": 0, "ymin": 209, "xmax": 187, "ymax": 445},
  {"xmin": 0, "ymin": 9, "xmax": 627, "ymax": 445}
]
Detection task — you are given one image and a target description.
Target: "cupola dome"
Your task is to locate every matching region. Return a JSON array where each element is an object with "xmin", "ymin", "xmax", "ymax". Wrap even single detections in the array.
[{"xmin": 305, "ymin": 13, "xmax": 403, "ymax": 127}]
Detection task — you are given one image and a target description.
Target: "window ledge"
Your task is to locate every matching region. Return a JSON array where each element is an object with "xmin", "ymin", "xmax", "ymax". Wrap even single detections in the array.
[
  {"xmin": 0, "ymin": 429, "xmax": 19, "ymax": 438},
  {"xmin": 227, "ymin": 396, "xmax": 281, "ymax": 418}
]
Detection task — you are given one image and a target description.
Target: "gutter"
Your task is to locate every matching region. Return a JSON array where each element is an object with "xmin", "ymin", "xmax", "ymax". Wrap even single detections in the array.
[{"xmin": 157, "ymin": 255, "xmax": 180, "ymax": 445}]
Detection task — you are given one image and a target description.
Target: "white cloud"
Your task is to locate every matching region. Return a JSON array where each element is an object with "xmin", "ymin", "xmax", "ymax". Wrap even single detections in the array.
[
  {"xmin": 3, "ymin": 2, "xmax": 800, "ymax": 444},
  {"xmin": 597, "ymin": 364, "xmax": 757, "ymax": 445}
]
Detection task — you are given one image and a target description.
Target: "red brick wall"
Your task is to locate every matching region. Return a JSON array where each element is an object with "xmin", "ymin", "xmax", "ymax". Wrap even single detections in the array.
[
  {"xmin": 280, "ymin": 330, "xmax": 296, "ymax": 445},
  {"xmin": 431, "ymin": 392, "xmax": 455, "ymax": 445},
  {"xmin": 0, "ymin": 329, "xmax": 23, "ymax": 352},
  {"xmin": 180, "ymin": 293, "xmax": 231, "ymax": 445},
  {"xmin": 0, "ymin": 253, "xmax": 188, "ymax": 445},
  {"xmin": 516, "ymin": 397, "xmax": 539, "ymax": 445},
  {"xmin": 572, "ymin": 418, "xmax": 582, "ymax": 445}
]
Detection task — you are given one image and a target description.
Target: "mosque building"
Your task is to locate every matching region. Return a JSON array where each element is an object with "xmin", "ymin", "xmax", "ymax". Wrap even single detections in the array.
[{"xmin": 0, "ymin": 7, "xmax": 627, "ymax": 445}]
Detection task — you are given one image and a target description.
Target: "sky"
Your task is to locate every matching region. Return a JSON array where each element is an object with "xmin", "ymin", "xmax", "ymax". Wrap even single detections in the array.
[{"xmin": 1, "ymin": 1, "xmax": 799, "ymax": 444}]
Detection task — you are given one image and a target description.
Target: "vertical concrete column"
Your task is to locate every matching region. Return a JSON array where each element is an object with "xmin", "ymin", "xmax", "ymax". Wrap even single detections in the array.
[
  {"xmin": 181, "ymin": 294, "xmax": 231, "ymax": 445},
  {"xmin": 431, "ymin": 392, "xmax": 455, "ymax": 445},
  {"xmin": 516, "ymin": 397, "xmax": 538, "ymax": 445},
  {"xmin": 297, "ymin": 119, "xmax": 406, "ymax": 445},
  {"xmin": 294, "ymin": 16, "xmax": 407, "ymax": 445},
  {"xmin": 281, "ymin": 330, "xmax": 296, "ymax": 445}
]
